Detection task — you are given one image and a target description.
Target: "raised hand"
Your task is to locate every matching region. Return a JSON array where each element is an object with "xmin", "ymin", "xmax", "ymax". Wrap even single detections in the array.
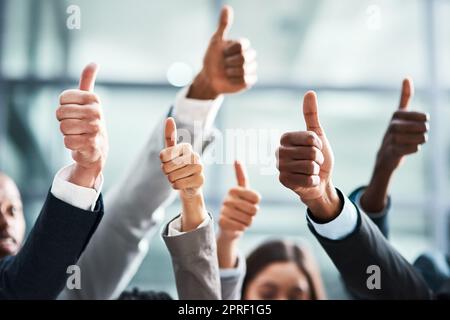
[
  {"xmin": 56, "ymin": 63, "xmax": 108, "ymax": 188},
  {"xmin": 217, "ymin": 161, "xmax": 261, "ymax": 268},
  {"xmin": 360, "ymin": 78, "xmax": 429, "ymax": 212},
  {"xmin": 160, "ymin": 118, "xmax": 207, "ymax": 231},
  {"xmin": 219, "ymin": 161, "xmax": 261, "ymax": 239},
  {"xmin": 277, "ymin": 91, "xmax": 340, "ymax": 221},
  {"xmin": 188, "ymin": 5, "xmax": 257, "ymax": 100},
  {"xmin": 373, "ymin": 78, "xmax": 428, "ymax": 172}
]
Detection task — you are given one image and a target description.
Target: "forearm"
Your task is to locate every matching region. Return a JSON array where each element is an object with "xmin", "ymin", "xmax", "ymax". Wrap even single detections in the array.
[
  {"xmin": 360, "ymin": 162, "xmax": 395, "ymax": 213},
  {"xmin": 180, "ymin": 192, "xmax": 208, "ymax": 232},
  {"xmin": 303, "ymin": 182, "xmax": 342, "ymax": 222},
  {"xmin": 217, "ymin": 233, "xmax": 239, "ymax": 269},
  {"xmin": 1, "ymin": 192, "xmax": 103, "ymax": 299},
  {"xmin": 187, "ymin": 71, "xmax": 219, "ymax": 100},
  {"xmin": 163, "ymin": 214, "xmax": 221, "ymax": 300},
  {"xmin": 310, "ymin": 211, "xmax": 432, "ymax": 299}
]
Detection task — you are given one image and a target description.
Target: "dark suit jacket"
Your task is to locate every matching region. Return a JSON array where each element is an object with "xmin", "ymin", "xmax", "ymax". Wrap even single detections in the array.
[
  {"xmin": 348, "ymin": 186, "xmax": 390, "ymax": 238},
  {"xmin": 308, "ymin": 193, "xmax": 433, "ymax": 299},
  {"xmin": 0, "ymin": 191, "xmax": 103, "ymax": 299}
]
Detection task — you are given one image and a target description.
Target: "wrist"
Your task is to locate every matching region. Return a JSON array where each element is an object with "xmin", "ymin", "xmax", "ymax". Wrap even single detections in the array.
[
  {"xmin": 180, "ymin": 191, "xmax": 207, "ymax": 232},
  {"xmin": 218, "ymin": 228, "xmax": 241, "ymax": 243},
  {"xmin": 187, "ymin": 70, "xmax": 220, "ymax": 100},
  {"xmin": 68, "ymin": 164, "xmax": 101, "ymax": 189},
  {"xmin": 360, "ymin": 164, "xmax": 393, "ymax": 213},
  {"xmin": 303, "ymin": 183, "xmax": 342, "ymax": 222},
  {"xmin": 374, "ymin": 149, "xmax": 400, "ymax": 176},
  {"xmin": 217, "ymin": 232, "xmax": 239, "ymax": 269}
]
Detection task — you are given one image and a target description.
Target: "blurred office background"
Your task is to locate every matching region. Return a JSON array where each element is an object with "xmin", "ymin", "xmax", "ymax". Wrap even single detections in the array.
[{"xmin": 0, "ymin": 0, "xmax": 449, "ymax": 298}]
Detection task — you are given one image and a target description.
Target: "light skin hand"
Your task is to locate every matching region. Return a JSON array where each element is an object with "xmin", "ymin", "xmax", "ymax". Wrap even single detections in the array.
[
  {"xmin": 360, "ymin": 78, "xmax": 429, "ymax": 213},
  {"xmin": 56, "ymin": 63, "xmax": 109, "ymax": 189},
  {"xmin": 276, "ymin": 91, "xmax": 341, "ymax": 222},
  {"xmin": 217, "ymin": 160, "xmax": 261, "ymax": 269},
  {"xmin": 187, "ymin": 5, "xmax": 257, "ymax": 100},
  {"xmin": 160, "ymin": 118, "xmax": 207, "ymax": 232}
]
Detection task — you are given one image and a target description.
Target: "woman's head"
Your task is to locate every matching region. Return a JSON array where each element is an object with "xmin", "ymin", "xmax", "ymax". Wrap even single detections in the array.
[{"xmin": 242, "ymin": 239, "xmax": 326, "ymax": 300}]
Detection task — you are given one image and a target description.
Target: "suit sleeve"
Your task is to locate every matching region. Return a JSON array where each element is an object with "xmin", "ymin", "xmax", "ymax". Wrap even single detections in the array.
[
  {"xmin": 0, "ymin": 191, "xmax": 103, "ymax": 299},
  {"xmin": 220, "ymin": 252, "xmax": 246, "ymax": 300},
  {"xmin": 308, "ymin": 203, "xmax": 432, "ymax": 299},
  {"xmin": 348, "ymin": 186, "xmax": 390, "ymax": 238},
  {"xmin": 162, "ymin": 214, "xmax": 221, "ymax": 300}
]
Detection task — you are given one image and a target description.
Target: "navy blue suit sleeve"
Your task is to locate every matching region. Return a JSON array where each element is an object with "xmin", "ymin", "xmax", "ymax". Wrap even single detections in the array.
[
  {"xmin": 308, "ymin": 203, "xmax": 432, "ymax": 299},
  {"xmin": 349, "ymin": 186, "xmax": 390, "ymax": 239},
  {"xmin": 0, "ymin": 191, "xmax": 103, "ymax": 299}
]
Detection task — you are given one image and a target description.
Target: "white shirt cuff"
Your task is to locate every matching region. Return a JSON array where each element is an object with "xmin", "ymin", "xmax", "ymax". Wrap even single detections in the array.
[
  {"xmin": 307, "ymin": 194, "xmax": 358, "ymax": 240},
  {"xmin": 167, "ymin": 214, "xmax": 211, "ymax": 237},
  {"xmin": 173, "ymin": 85, "xmax": 223, "ymax": 132},
  {"xmin": 353, "ymin": 187, "xmax": 388, "ymax": 218},
  {"xmin": 50, "ymin": 164, "xmax": 103, "ymax": 211}
]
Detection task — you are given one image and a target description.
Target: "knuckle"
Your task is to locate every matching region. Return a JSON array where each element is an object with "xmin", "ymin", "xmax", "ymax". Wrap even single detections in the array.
[
  {"xmin": 278, "ymin": 173, "xmax": 289, "ymax": 186},
  {"xmin": 307, "ymin": 161, "xmax": 316, "ymax": 174},
  {"xmin": 280, "ymin": 133, "xmax": 290, "ymax": 145},
  {"xmin": 59, "ymin": 121, "xmax": 68, "ymax": 133},
  {"xmin": 85, "ymin": 92, "xmax": 100, "ymax": 104},
  {"xmin": 309, "ymin": 147, "xmax": 318, "ymax": 160},
  {"xmin": 59, "ymin": 90, "xmax": 71, "ymax": 103},
  {"xmin": 90, "ymin": 121, "xmax": 101, "ymax": 133},
  {"xmin": 306, "ymin": 175, "xmax": 315, "ymax": 187},
  {"xmin": 305, "ymin": 132, "xmax": 316, "ymax": 145},
  {"xmin": 198, "ymin": 173, "xmax": 205, "ymax": 185},
  {"xmin": 55, "ymin": 107, "xmax": 64, "ymax": 120}
]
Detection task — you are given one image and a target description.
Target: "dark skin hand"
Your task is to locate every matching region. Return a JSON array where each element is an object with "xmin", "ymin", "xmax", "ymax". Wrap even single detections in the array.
[
  {"xmin": 360, "ymin": 78, "xmax": 429, "ymax": 213},
  {"xmin": 187, "ymin": 5, "xmax": 257, "ymax": 101},
  {"xmin": 277, "ymin": 91, "xmax": 341, "ymax": 222}
]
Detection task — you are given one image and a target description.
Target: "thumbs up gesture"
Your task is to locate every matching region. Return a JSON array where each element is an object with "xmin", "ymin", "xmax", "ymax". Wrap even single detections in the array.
[
  {"xmin": 277, "ymin": 91, "xmax": 340, "ymax": 221},
  {"xmin": 188, "ymin": 5, "xmax": 257, "ymax": 100},
  {"xmin": 359, "ymin": 78, "xmax": 429, "ymax": 212},
  {"xmin": 56, "ymin": 63, "xmax": 108, "ymax": 188},
  {"xmin": 217, "ymin": 161, "xmax": 261, "ymax": 268},
  {"xmin": 160, "ymin": 118, "xmax": 207, "ymax": 232},
  {"xmin": 218, "ymin": 161, "xmax": 261, "ymax": 240},
  {"xmin": 372, "ymin": 78, "xmax": 429, "ymax": 172}
]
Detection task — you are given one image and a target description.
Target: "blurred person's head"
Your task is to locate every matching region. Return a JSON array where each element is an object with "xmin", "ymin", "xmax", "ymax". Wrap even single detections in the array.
[
  {"xmin": 0, "ymin": 172, "xmax": 25, "ymax": 259},
  {"xmin": 242, "ymin": 239, "xmax": 326, "ymax": 300}
]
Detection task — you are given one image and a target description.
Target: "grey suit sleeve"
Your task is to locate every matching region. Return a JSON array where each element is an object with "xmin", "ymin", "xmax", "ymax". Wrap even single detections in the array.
[
  {"xmin": 308, "ymin": 203, "xmax": 432, "ymax": 300},
  {"xmin": 162, "ymin": 214, "xmax": 221, "ymax": 300},
  {"xmin": 220, "ymin": 252, "xmax": 246, "ymax": 300}
]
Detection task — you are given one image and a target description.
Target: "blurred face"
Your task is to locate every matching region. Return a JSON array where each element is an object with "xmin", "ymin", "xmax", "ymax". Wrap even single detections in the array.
[
  {"xmin": 244, "ymin": 261, "xmax": 311, "ymax": 300},
  {"xmin": 0, "ymin": 175, "xmax": 25, "ymax": 259}
]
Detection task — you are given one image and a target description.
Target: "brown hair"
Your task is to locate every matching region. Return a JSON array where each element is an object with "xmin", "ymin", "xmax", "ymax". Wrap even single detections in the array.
[{"xmin": 242, "ymin": 239, "xmax": 326, "ymax": 300}]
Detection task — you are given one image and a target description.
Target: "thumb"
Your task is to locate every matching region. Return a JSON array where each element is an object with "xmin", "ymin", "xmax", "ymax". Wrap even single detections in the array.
[
  {"xmin": 79, "ymin": 63, "xmax": 99, "ymax": 92},
  {"xmin": 164, "ymin": 117, "xmax": 177, "ymax": 148},
  {"xmin": 234, "ymin": 160, "xmax": 248, "ymax": 188},
  {"xmin": 399, "ymin": 77, "xmax": 414, "ymax": 110},
  {"xmin": 302, "ymin": 91, "xmax": 324, "ymax": 136},
  {"xmin": 214, "ymin": 5, "xmax": 234, "ymax": 40}
]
